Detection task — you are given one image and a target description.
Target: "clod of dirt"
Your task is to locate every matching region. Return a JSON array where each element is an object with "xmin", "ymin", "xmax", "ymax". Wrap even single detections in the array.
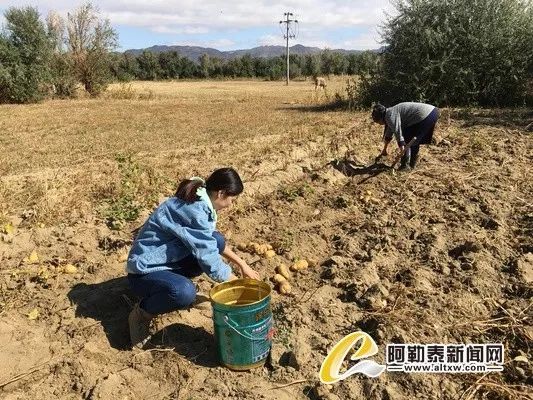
[
  {"xmin": 204, "ymin": 377, "xmax": 230, "ymax": 396},
  {"xmin": 321, "ymin": 255, "xmax": 349, "ymax": 268},
  {"xmin": 359, "ymin": 283, "xmax": 389, "ymax": 310},
  {"xmin": 441, "ymin": 265, "xmax": 451, "ymax": 275},
  {"xmin": 480, "ymin": 216, "xmax": 500, "ymax": 230},
  {"xmin": 268, "ymin": 342, "xmax": 286, "ymax": 370},
  {"xmin": 321, "ymin": 256, "xmax": 351, "ymax": 280},
  {"xmin": 516, "ymin": 253, "xmax": 533, "ymax": 284},
  {"xmin": 313, "ymin": 383, "xmax": 341, "ymax": 400},
  {"xmin": 286, "ymin": 350, "xmax": 300, "ymax": 370},
  {"xmin": 448, "ymin": 240, "xmax": 482, "ymax": 259}
]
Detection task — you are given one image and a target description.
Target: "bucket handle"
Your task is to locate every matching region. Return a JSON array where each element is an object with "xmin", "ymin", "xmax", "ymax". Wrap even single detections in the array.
[{"xmin": 223, "ymin": 315, "xmax": 272, "ymax": 341}]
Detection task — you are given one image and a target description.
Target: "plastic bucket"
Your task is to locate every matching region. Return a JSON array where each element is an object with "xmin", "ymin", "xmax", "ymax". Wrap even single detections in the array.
[{"xmin": 210, "ymin": 278, "xmax": 273, "ymax": 370}]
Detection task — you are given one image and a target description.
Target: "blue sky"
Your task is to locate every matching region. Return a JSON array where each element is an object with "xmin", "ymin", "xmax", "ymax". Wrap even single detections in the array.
[{"xmin": 0, "ymin": 1, "xmax": 395, "ymax": 51}]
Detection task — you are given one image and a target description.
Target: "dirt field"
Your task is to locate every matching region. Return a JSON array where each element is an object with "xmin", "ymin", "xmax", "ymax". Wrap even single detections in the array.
[{"xmin": 0, "ymin": 79, "xmax": 531, "ymax": 400}]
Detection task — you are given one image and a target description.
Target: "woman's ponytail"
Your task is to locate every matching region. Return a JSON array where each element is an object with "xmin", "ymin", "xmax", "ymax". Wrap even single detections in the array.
[{"xmin": 175, "ymin": 179, "xmax": 205, "ymax": 203}]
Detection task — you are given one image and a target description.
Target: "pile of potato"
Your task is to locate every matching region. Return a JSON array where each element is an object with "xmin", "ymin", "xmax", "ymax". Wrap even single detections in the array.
[
  {"xmin": 236, "ymin": 242, "xmax": 276, "ymax": 258},
  {"xmin": 272, "ymin": 259, "xmax": 309, "ymax": 295},
  {"xmin": 235, "ymin": 240, "xmax": 309, "ymax": 296},
  {"xmin": 273, "ymin": 264, "xmax": 291, "ymax": 294}
]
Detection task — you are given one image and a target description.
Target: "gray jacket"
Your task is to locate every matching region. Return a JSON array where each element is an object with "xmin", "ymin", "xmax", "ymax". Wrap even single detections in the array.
[{"xmin": 383, "ymin": 102, "xmax": 435, "ymax": 145}]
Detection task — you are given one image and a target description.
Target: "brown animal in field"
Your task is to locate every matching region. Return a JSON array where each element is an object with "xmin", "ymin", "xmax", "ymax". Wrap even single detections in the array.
[{"xmin": 314, "ymin": 76, "xmax": 326, "ymax": 90}]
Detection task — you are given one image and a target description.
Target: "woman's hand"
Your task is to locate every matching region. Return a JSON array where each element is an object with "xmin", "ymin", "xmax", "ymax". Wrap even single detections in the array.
[
  {"xmin": 239, "ymin": 263, "xmax": 260, "ymax": 280},
  {"xmin": 223, "ymin": 246, "xmax": 260, "ymax": 280}
]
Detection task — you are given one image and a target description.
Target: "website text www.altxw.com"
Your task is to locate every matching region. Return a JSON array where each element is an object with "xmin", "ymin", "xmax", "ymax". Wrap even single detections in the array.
[{"xmin": 388, "ymin": 364, "xmax": 503, "ymax": 373}]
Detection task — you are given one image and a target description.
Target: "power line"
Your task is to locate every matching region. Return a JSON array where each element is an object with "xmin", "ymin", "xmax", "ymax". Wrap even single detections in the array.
[{"xmin": 279, "ymin": 12, "xmax": 298, "ymax": 85}]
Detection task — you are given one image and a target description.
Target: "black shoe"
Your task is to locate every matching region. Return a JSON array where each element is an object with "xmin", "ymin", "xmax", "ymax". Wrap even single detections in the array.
[
  {"xmin": 399, "ymin": 155, "xmax": 411, "ymax": 171},
  {"xmin": 409, "ymin": 154, "xmax": 419, "ymax": 169},
  {"xmin": 398, "ymin": 163, "xmax": 411, "ymax": 172}
]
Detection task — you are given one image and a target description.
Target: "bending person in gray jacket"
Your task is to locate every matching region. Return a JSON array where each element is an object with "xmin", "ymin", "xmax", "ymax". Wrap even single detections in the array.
[{"xmin": 372, "ymin": 102, "xmax": 439, "ymax": 170}]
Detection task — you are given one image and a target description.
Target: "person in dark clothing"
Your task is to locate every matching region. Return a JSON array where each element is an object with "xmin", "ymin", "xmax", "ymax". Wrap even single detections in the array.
[{"xmin": 372, "ymin": 102, "xmax": 440, "ymax": 170}]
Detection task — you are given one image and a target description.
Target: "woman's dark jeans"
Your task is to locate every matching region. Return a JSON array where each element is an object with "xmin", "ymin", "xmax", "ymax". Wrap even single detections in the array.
[{"xmin": 128, "ymin": 231, "xmax": 225, "ymax": 315}]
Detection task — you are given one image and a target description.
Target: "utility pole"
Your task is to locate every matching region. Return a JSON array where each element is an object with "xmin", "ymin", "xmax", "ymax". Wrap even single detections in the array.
[{"xmin": 279, "ymin": 12, "xmax": 298, "ymax": 85}]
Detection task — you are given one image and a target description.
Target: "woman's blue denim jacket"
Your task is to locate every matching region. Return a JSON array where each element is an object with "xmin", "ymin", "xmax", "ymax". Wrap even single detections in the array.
[{"xmin": 126, "ymin": 196, "xmax": 231, "ymax": 282}]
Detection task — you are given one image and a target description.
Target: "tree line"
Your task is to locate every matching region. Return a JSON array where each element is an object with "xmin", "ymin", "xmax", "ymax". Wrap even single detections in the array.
[
  {"xmin": 108, "ymin": 50, "xmax": 379, "ymax": 81},
  {"xmin": 1, "ymin": 0, "xmax": 531, "ymax": 106}
]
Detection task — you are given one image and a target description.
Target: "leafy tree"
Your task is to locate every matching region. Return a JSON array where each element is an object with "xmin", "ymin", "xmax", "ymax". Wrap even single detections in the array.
[
  {"xmin": 116, "ymin": 52, "xmax": 140, "ymax": 81},
  {"xmin": 267, "ymin": 57, "xmax": 285, "ymax": 80},
  {"xmin": 137, "ymin": 50, "xmax": 161, "ymax": 80},
  {"xmin": 320, "ymin": 49, "xmax": 336, "ymax": 76},
  {"xmin": 66, "ymin": 2, "xmax": 118, "ymax": 96},
  {"xmin": 179, "ymin": 57, "xmax": 198, "ymax": 78},
  {"xmin": 359, "ymin": 0, "xmax": 533, "ymax": 106},
  {"xmin": 0, "ymin": 7, "xmax": 52, "ymax": 103},
  {"xmin": 303, "ymin": 54, "xmax": 322, "ymax": 77},
  {"xmin": 158, "ymin": 51, "xmax": 181, "ymax": 79},
  {"xmin": 46, "ymin": 11, "xmax": 77, "ymax": 97},
  {"xmin": 198, "ymin": 53, "xmax": 211, "ymax": 78},
  {"xmin": 253, "ymin": 57, "xmax": 271, "ymax": 78},
  {"xmin": 239, "ymin": 54, "xmax": 255, "ymax": 77},
  {"xmin": 330, "ymin": 52, "xmax": 348, "ymax": 75}
]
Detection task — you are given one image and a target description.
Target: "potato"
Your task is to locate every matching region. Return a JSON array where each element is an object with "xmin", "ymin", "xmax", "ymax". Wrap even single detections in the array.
[
  {"xmin": 236, "ymin": 242, "xmax": 248, "ymax": 251},
  {"xmin": 290, "ymin": 259, "xmax": 308, "ymax": 271},
  {"xmin": 278, "ymin": 281, "xmax": 292, "ymax": 295},
  {"xmin": 266, "ymin": 244, "xmax": 273, "ymax": 250},
  {"xmin": 64, "ymin": 264, "xmax": 78, "ymax": 274},
  {"xmin": 276, "ymin": 264, "xmax": 291, "ymax": 280},
  {"xmin": 265, "ymin": 250, "xmax": 276, "ymax": 258},
  {"xmin": 273, "ymin": 274, "xmax": 287, "ymax": 284},
  {"xmin": 252, "ymin": 243, "xmax": 265, "ymax": 255}
]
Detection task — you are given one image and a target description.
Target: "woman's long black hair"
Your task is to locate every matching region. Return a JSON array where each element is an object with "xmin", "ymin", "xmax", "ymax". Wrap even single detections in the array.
[{"xmin": 175, "ymin": 167, "xmax": 244, "ymax": 203}]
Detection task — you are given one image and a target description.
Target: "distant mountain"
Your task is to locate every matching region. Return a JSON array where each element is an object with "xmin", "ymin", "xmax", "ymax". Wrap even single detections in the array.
[
  {"xmin": 225, "ymin": 44, "xmax": 323, "ymax": 58},
  {"xmin": 125, "ymin": 45, "xmax": 226, "ymax": 60},
  {"xmin": 125, "ymin": 44, "xmax": 368, "ymax": 63}
]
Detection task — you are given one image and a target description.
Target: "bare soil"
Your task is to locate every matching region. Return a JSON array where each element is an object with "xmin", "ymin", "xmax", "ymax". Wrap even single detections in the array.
[{"xmin": 0, "ymin": 81, "xmax": 531, "ymax": 400}]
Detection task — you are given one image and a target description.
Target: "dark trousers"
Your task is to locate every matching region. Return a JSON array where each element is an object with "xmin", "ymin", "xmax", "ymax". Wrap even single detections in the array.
[
  {"xmin": 128, "ymin": 231, "xmax": 225, "ymax": 315},
  {"xmin": 401, "ymin": 107, "xmax": 439, "ymax": 167},
  {"xmin": 401, "ymin": 144, "xmax": 421, "ymax": 167}
]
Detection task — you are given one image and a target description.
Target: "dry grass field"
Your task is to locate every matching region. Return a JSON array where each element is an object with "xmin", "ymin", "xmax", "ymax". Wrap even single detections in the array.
[{"xmin": 0, "ymin": 78, "xmax": 531, "ymax": 400}]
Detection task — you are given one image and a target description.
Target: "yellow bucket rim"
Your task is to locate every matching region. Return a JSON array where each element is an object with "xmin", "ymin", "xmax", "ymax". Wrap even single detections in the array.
[{"xmin": 209, "ymin": 278, "xmax": 271, "ymax": 307}]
